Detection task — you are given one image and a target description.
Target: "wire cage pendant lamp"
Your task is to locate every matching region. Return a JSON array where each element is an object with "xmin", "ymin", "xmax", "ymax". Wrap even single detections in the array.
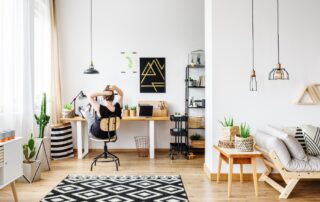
[
  {"xmin": 249, "ymin": 0, "xmax": 257, "ymax": 91},
  {"xmin": 84, "ymin": 0, "xmax": 99, "ymax": 74},
  {"xmin": 268, "ymin": 0, "xmax": 289, "ymax": 80}
]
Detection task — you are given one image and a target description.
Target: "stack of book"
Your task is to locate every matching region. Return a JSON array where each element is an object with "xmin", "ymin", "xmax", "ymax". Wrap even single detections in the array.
[{"xmin": 0, "ymin": 130, "xmax": 15, "ymax": 143}]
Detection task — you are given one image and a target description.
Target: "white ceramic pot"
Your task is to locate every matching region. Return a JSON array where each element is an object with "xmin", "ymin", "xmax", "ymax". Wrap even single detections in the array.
[
  {"xmin": 221, "ymin": 126, "xmax": 239, "ymax": 141},
  {"xmin": 34, "ymin": 137, "xmax": 51, "ymax": 172},
  {"xmin": 18, "ymin": 160, "xmax": 41, "ymax": 183}
]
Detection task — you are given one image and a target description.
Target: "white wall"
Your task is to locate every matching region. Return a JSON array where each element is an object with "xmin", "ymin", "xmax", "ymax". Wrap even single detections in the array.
[
  {"xmin": 56, "ymin": 0, "xmax": 204, "ymax": 149},
  {"xmin": 205, "ymin": 0, "xmax": 320, "ymax": 173}
]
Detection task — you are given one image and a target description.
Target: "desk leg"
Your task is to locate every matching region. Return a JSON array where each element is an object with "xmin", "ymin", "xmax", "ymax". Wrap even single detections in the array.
[
  {"xmin": 76, "ymin": 121, "xmax": 83, "ymax": 159},
  {"xmin": 217, "ymin": 154, "xmax": 222, "ymax": 183},
  {"xmin": 251, "ymin": 157, "xmax": 258, "ymax": 196},
  {"xmin": 240, "ymin": 164, "xmax": 243, "ymax": 183},
  {"xmin": 10, "ymin": 181, "xmax": 18, "ymax": 202},
  {"xmin": 149, "ymin": 120, "xmax": 155, "ymax": 159},
  {"xmin": 83, "ymin": 122, "xmax": 89, "ymax": 158},
  {"xmin": 228, "ymin": 157, "xmax": 233, "ymax": 197}
]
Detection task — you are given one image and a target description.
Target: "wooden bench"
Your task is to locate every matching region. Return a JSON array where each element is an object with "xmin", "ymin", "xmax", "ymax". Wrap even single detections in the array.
[{"xmin": 256, "ymin": 145, "xmax": 320, "ymax": 199}]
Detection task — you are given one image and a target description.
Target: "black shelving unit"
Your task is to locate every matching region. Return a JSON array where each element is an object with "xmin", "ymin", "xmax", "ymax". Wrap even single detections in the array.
[
  {"xmin": 185, "ymin": 64, "xmax": 205, "ymax": 114},
  {"xmin": 185, "ymin": 63, "xmax": 205, "ymax": 150},
  {"xmin": 169, "ymin": 115, "xmax": 189, "ymax": 160}
]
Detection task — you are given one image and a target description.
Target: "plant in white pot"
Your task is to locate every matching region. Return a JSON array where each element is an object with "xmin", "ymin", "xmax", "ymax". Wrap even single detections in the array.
[
  {"xmin": 218, "ymin": 117, "xmax": 239, "ymax": 148},
  {"xmin": 62, "ymin": 103, "xmax": 75, "ymax": 118},
  {"xmin": 21, "ymin": 133, "xmax": 41, "ymax": 183},
  {"xmin": 235, "ymin": 123, "xmax": 254, "ymax": 152},
  {"xmin": 34, "ymin": 93, "xmax": 51, "ymax": 171}
]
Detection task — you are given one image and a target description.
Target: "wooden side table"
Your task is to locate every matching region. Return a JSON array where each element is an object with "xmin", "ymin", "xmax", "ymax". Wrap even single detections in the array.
[{"xmin": 214, "ymin": 145, "xmax": 262, "ymax": 197}]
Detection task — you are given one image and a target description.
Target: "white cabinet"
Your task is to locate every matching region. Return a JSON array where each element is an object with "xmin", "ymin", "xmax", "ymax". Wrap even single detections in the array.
[{"xmin": 0, "ymin": 137, "xmax": 23, "ymax": 189}]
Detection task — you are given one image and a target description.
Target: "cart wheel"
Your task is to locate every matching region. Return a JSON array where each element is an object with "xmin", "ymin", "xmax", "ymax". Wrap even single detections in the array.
[{"xmin": 170, "ymin": 155, "xmax": 174, "ymax": 160}]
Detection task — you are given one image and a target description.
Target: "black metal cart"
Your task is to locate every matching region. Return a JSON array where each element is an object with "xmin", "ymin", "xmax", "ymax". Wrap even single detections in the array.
[{"xmin": 169, "ymin": 115, "xmax": 189, "ymax": 160}]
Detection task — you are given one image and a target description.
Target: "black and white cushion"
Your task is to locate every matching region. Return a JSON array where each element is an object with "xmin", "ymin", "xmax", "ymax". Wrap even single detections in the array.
[
  {"xmin": 295, "ymin": 127, "xmax": 306, "ymax": 151},
  {"xmin": 301, "ymin": 125, "xmax": 320, "ymax": 156},
  {"xmin": 51, "ymin": 123, "xmax": 74, "ymax": 160}
]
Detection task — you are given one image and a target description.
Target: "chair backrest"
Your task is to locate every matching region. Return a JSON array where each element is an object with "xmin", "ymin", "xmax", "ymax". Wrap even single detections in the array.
[{"xmin": 100, "ymin": 116, "xmax": 121, "ymax": 132}]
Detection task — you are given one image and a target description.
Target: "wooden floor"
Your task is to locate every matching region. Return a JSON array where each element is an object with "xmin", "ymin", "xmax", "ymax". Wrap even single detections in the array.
[{"xmin": 0, "ymin": 151, "xmax": 319, "ymax": 202}]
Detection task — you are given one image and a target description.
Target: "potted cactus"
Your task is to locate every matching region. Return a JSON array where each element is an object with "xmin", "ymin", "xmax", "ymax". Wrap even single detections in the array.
[
  {"xmin": 20, "ymin": 133, "xmax": 41, "ymax": 182},
  {"xmin": 34, "ymin": 93, "xmax": 51, "ymax": 171},
  {"xmin": 130, "ymin": 106, "xmax": 137, "ymax": 117},
  {"xmin": 219, "ymin": 117, "xmax": 239, "ymax": 141},
  {"xmin": 235, "ymin": 123, "xmax": 254, "ymax": 152},
  {"xmin": 123, "ymin": 105, "xmax": 130, "ymax": 117}
]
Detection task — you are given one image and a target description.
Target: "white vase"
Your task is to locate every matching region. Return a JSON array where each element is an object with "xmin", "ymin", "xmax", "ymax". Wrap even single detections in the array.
[
  {"xmin": 34, "ymin": 137, "xmax": 51, "ymax": 171},
  {"xmin": 18, "ymin": 160, "xmax": 41, "ymax": 183}
]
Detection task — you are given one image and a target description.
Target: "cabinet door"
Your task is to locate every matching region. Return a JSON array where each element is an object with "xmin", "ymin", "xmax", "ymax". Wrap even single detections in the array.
[{"xmin": 3, "ymin": 139, "xmax": 23, "ymax": 185}]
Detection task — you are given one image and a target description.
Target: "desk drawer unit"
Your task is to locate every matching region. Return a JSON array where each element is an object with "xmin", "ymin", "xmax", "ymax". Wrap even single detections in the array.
[{"xmin": 0, "ymin": 146, "xmax": 3, "ymax": 168}]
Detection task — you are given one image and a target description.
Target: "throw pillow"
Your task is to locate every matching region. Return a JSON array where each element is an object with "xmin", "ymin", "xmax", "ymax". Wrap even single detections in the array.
[
  {"xmin": 282, "ymin": 135, "xmax": 308, "ymax": 161},
  {"xmin": 301, "ymin": 125, "xmax": 320, "ymax": 156},
  {"xmin": 282, "ymin": 127, "xmax": 306, "ymax": 151}
]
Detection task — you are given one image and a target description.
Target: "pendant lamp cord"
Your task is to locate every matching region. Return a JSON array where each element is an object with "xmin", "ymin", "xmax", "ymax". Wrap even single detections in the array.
[
  {"xmin": 252, "ymin": 0, "xmax": 255, "ymax": 70},
  {"xmin": 277, "ymin": 0, "xmax": 280, "ymax": 64},
  {"xmin": 90, "ymin": 0, "xmax": 93, "ymax": 65}
]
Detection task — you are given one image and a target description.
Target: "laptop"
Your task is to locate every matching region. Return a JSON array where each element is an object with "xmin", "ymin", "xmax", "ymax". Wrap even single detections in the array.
[{"xmin": 139, "ymin": 105, "xmax": 153, "ymax": 117}]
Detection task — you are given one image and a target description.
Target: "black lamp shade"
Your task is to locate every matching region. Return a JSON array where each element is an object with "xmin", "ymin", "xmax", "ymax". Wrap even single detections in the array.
[{"xmin": 84, "ymin": 63, "xmax": 99, "ymax": 74}]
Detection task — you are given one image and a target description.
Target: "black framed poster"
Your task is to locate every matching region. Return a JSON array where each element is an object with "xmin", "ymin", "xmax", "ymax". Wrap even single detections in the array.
[{"xmin": 140, "ymin": 58, "xmax": 166, "ymax": 93}]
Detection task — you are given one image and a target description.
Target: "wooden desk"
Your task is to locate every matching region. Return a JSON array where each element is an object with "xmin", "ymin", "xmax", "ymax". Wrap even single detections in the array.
[
  {"xmin": 214, "ymin": 145, "xmax": 262, "ymax": 197},
  {"xmin": 60, "ymin": 116, "xmax": 170, "ymax": 159}
]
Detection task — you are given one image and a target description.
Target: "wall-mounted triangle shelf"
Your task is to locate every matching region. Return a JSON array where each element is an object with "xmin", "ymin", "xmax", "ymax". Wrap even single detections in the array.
[{"xmin": 297, "ymin": 84, "xmax": 320, "ymax": 105}]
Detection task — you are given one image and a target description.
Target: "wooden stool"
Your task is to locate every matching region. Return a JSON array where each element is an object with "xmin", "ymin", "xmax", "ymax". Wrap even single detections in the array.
[{"xmin": 214, "ymin": 145, "xmax": 262, "ymax": 197}]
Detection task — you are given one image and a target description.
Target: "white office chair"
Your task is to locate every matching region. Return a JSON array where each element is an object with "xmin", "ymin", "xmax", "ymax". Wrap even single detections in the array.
[{"xmin": 90, "ymin": 116, "xmax": 121, "ymax": 171}]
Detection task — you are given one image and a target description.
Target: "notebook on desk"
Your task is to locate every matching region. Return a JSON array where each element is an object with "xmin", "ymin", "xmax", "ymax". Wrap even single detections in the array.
[{"xmin": 139, "ymin": 105, "xmax": 153, "ymax": 117}]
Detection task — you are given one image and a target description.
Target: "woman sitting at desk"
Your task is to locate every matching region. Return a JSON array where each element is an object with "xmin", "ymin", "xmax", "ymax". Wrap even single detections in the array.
[{"xmin": 80, "ymin": 85, "xmax": 123, "ymax": 139}]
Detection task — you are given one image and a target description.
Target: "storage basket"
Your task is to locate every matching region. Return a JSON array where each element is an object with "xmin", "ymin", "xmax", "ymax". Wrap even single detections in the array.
[
  {"xmin": 218, "ymin": 140, "xmax": 235, "ymax": 149},
  {"xmin": 134, "ymin": 136, "xmax": 149, "ymax": 157},
  {"xmin": 51, "ymin": 123, "xmax": 74, "ymax": 160},
  {"xmin": 235, "ymin": 135, "xmax": 254, "ymax": 152},
  {"xmin": 188, "ymin": 116, "xmax": 204, "ymax": 128}
]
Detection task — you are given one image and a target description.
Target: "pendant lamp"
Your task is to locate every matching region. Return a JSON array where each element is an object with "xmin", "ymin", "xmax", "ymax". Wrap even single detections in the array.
[
  {"xmin": 84, "ymin": 0, "xmax": 99, "ymax": 74},
  {"xmin": 249, "ymin": 0, "xmax": 257, "ymax": 91},
  {"xmin": 268, "ymin": 0, "xmax": 289, "ymax": 80}
]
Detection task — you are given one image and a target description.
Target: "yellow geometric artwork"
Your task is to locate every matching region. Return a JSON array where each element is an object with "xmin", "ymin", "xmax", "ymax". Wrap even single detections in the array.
[{"xmin": 140, "ymin": 58, "xmax": 166, "ymax": 93}]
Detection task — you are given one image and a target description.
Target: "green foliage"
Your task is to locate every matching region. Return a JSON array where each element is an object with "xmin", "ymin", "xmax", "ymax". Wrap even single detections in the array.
[
  {"xmin": 130, "ymin": 106, "xmax": 136, "ymax": 111},
  {"xmin": 63, "ymin": 103, "xmax": 73, "ymax": 110},
  {"xmin": 22, "ymin": 133, "xmax": 36, "ymax": 163},
  {"xmin": 34, "ymin": 93, "xmax": 50, "ymax": 138},
  {"xmin": 239, "ymin": 123, "xmax": 250, "ymax": 138},
  {"xmin": 190, "ymin": 133, "xmax": 201, "ymax": 140},
  {"xmin": 124, "ymin": 105, "xmax": 129, "ymax": 110},
  {"xmin": 174, "ymin": 112, "xmax": 181, "ymax": 116},
  {"xmin": 219, "ymin": 117, "xmax": 234, "ymax": 127}
]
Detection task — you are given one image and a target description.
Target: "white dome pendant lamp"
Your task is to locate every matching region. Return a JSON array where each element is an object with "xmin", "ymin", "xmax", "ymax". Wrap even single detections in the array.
[
  {"xmin": 84, "ymin": 0, "xmax": 99, "ymax": 74},
  {"xmin": 249, "ymin": 0, "xmax": 257, "ymax": 91},
  {"xmin": 268, "ymin": 0, "xmax": 289, "ymax": 80}
]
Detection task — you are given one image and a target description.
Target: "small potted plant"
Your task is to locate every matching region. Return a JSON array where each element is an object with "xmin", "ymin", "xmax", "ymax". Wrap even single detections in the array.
[
  {"xmin": 219, "ymin": 117, "xmax": 239, "ymax": 142},
  {"xmin": 130, "ymin": 106, "xmax": 137, "ymax": 117},
  {"xmin": 21, "ymin": 133, "xmax": 41, "ymax": 182},
  {"xmin": 123, "ymin": 105, "xmax": 130, "ymax": 117},
  {"xmin": 62, "ymin": 103, "xmax": 75, "ymax": 118},
  {"xmin": 235, "ymin": 123, "xmax": 254, "ymax": 152},
  {"xmin": 190, "ymin": 133, "xmax": 205, "ymax": 149}
]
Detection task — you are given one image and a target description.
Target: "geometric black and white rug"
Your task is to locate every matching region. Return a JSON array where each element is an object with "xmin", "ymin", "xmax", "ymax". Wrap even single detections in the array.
[{"xmin": 41, "ymin": 175, "xmax": 189, "ymax": 202}]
